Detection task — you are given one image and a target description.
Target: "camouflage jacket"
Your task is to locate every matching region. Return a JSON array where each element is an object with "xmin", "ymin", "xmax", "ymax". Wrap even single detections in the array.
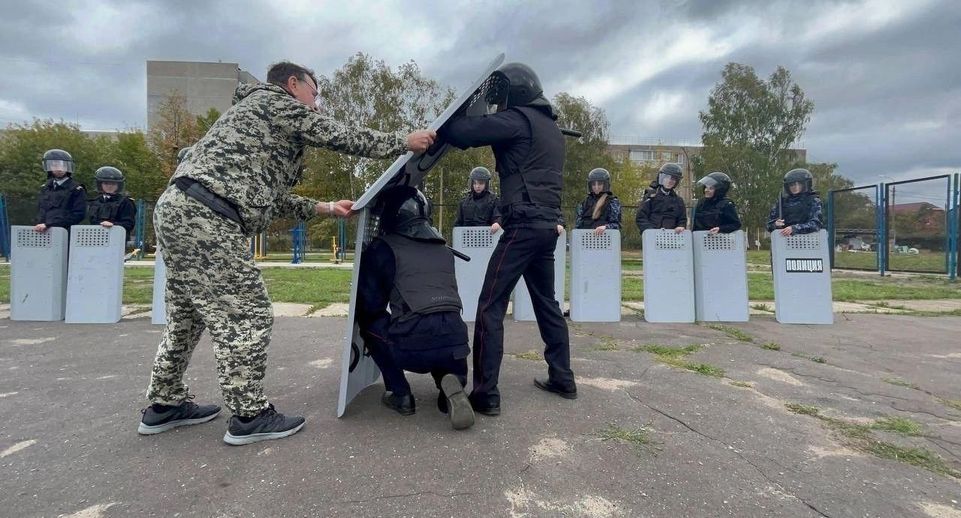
[{"xmin": 172, "ymin": 82, "xmax": 408, "ymax": 234}]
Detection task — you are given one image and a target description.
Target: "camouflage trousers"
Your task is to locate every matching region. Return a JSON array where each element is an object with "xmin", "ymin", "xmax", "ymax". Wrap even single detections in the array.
[{"xmin": 146, "ymin": 186, "xmax": 272, "ymax": 417}]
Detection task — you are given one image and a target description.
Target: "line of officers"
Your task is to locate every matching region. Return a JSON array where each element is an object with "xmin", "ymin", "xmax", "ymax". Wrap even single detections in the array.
[
  {"xmin": 31, "ymin": 149, "xmax": 138, "ymax": 238},
  {"xmin": 454, "ymin": 163, "xmax": 824, "ymax": 239}
]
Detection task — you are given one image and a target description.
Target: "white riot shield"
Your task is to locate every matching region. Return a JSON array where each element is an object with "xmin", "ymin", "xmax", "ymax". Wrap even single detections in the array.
[
  {"xmin": 338, "ymin": 54, "xmax": 505, "ymax": 417},
  {"xmin": 10, "ymin": 226, "xmax": 68, "ymax": 321},
  {"xmin": 514, "ymin": 231, "xmax": 567, "ymax": 321},
  {"xmin": 772, "ymin": 230, "xmax": 833, "ymax": 324},
  {"xmin": 693, "ymin": 230, "xmax": 749, "ymax": 322},
  {"xmin": 569, "ymin": 229, "xmax": 620, "ymax": 322},
  {"xmin": 454, "ymin": 226, "xmax": 502, "ymax": 322},
  {"xmin": 65, "ymin": 225, "xmax": 125, "ymax": 323},
  {"xmin": 151, "ymin": 249, "xmax": 167, "ymax": 325},
  {"xmin": 642, "ymin": 229, "xmax": 695, "ymax": 323}
]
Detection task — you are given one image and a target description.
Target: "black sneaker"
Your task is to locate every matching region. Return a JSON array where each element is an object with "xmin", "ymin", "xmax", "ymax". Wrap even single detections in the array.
[
  {"xmin": 534, "ymin": 377, "xmax": 578, "ymax": 400},
  {"xmin": 138, "ymin": 398, "xmax": 221, "ymax": 435},
  {"xmin": 223, "ymin": 404, "xmax": 305, "ymax": 446},
  {"xmin": 382, "ymin": 392, "xmax": 416, "ymax": 416},
  {"xmin": 440, "ymin": 374, "xmax": 474, "ymax": 430}
]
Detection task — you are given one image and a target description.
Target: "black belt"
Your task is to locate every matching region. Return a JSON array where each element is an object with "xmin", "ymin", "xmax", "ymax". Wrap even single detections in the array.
[{"xmin": 173, "ymin": 177, "xmax": 245, "ymax": 231}]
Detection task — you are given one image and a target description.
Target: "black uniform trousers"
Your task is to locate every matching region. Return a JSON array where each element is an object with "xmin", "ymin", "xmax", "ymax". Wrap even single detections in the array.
[
  {"xmin": 471, "ymin": 226, "xmax": 574, "ymax": 407},
  {"xmin": 365, "ymin": 340, "xmax": 468, "ymax": 396}
]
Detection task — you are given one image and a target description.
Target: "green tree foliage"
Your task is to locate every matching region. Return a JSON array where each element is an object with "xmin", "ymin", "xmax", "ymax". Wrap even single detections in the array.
[
  {"xmin": 195, "ymin": 107, "xmax": 221, "ymax": 136},
  {"xmin": 699, "ymin": 63, "xmax": 814, "ymax": 234},
  {"xmin": 147, "ymin": 91, "xmax": 202, "ymax": 179}
]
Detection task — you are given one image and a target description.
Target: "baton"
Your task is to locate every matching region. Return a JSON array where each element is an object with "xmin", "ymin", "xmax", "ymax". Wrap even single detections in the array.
[
  {"xmin": 560, "ymin": 128, "xmax": 582, "ymax": 138},
  {"xmin": 448, "ymin": 246, "xmax": 471, "ymax": 262}
]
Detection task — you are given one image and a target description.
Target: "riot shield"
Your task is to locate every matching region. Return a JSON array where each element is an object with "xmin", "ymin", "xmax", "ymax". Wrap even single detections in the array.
[
  {"xmin": 453, "ymin": 226, "xmax": 502, "ymax": 322},
  {"xmin": 642, "ymin": 229, "xmax": 695, "ymax": 323},
  {"xmin": 569, "ymin": 229, "xmax": 621, "ymax": 322},
  {"xmin": 772, "ymin": 230, "xmax": 833, "ymax": 324},
  {"xmin": 10, "ymin": 226, "xmax": 68, "ymax": 321},
  {"xmin": 65, "ymin": 225, "xmax": 125, "ymax": 323},
  {"xmin": 693, "ymin": 230, "xmax": 749, "ymax": 322}
]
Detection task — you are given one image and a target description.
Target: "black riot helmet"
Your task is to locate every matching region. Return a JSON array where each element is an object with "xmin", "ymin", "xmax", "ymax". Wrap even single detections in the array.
[
  {"xmin": 42, "ymin": 149, "xmax": 74, "ymax": 177},
  {"xmin": 587, "ymin": 168, "xmax": 611, "ymax": 193},
  {"xmin": 696, "ymin": 172, "xmax": 732, "ymax": 199},
  {"xmin": 484, "ymin": 62, "xmax": 550, "ymax": 110},
  {"xmin": 94, "ymin": 166, "xmax": 125, "ymax": 193},
  {"xmin": 378, "ymin": 186, "xmax": 445, "ymax": 243},
  {"xmin": 468, "ymin": 166, "xmax": 492, "ymax": 191},
  {"xmin": 657, "ymin": 162, "xmax": 683, "ymax": 189},
  {"xmin": 177, "ymin": 146, "xmax": 193, "ymax": 164},
  {"xmin": 783, "ymin": 168, "xmax": 813, "ymax": 195}
]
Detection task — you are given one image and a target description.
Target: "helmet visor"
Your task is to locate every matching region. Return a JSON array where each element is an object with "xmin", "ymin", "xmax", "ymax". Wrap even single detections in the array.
[
  {"xmin": 658, "ymin": 172, "xmax": 679, "ymax": 188},
  {"xmin": 44, "ymin": 159, "xmax": 73, "ymax": 173}
]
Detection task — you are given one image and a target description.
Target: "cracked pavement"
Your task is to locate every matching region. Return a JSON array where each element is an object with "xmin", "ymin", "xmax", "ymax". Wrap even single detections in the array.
[{"xmin": 1, "ymin": 312, "xmax": 960, "ymax": 517}]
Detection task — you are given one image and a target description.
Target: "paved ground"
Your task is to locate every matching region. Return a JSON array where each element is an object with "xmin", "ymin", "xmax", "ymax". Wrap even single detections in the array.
[{"xmin": 1, "ymin": 312, "xmax": 961, "ymax": 517}]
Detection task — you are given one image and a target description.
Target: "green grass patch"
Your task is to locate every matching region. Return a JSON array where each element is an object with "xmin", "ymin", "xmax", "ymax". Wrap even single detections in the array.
[
  {"xmin": 730, "ymin": 380, "xmax": 754, "ymax": 388},
  {"xmin": 785, "ymin": 403, "xmax": 821, "ymax": 416},
  {"xmin": 785, "ymin": 401, "xmax": 958, "ymax": 479},
  {"xmin": 761, "ymin": 342, "xmax": 781, "ymax": 351},
  {"xmin": 598, "ymin": 423, "xmax": 652, "ymax": 454},
  {"xmin": 513, "ymin": 350, "xmax": 542, "ymax": 361},
  {"xmin": 864, "ymin": 441, "xmax": 961, "ymax": 478},
  {"xmin": 882, "ymin": 378, "xmax": 920, "ymax": 390},
  {"xmin": 871, "ymin": 416, "xmax": 923, "ymax": 436},
  {"xmin": 687, "ymin": 363, "xmax": 725, "ymax": 377},
  {"xmin": 633, "ymin": 344, "xmax": 701, "ymax": 357},
  {"xmin": 593, "ymin": 336, "xmax": 620, "ymax": 351},
  {"xmin": 939, "ymin": 398, "xmax": 961, "ymax": 412},
  {"xmin": 751, "ymin": 303, "xmax": 772, "ymax": 312},
  {"xmin": 0, "ymin": 264, "xmax": 10, "ymax": 303},
  {"xmin": 811, "ymin": 356, "xmax": 827, "ymax": 364},
  {"xmin": 708, "ymin": 324, "xmax": 754, "ymax": 342}
]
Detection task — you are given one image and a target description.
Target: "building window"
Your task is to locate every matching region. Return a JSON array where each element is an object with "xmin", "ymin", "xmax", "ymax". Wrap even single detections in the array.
[
  {"xmin": 629, "ymin": 149, "xmax": 654, "ymax": 162},
  {"xmin": 661, "ymin": 151, "xmax": 673, "ymax": 161}
]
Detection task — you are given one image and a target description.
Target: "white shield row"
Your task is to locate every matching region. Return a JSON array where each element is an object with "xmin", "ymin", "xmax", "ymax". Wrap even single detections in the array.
[{"xmin": 10, "ymin": 225, "xmax": 125, "ymax": 323}]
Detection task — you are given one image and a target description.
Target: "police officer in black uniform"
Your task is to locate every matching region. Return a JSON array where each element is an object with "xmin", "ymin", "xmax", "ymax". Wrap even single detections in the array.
[
  {"xmin": 356, "ymin": 186, "xmax": 475, "ymax": 430},
  {"xmin": 692, "ymin": 172, "xmax": 741, "ymax": 234},
  {"xmin": 454, "ymin": 166, "xmax": 502, "ymax": 234},
  {"xmin": 87, "ymin": 166, "xmax": 137, "ymax": 236},
  {"xmin": 635, "ymin": 162, "xmax": 687, "ymax": 235},
  {"xmin": 575, "ymin": 167, "xmax": 622, "ymax": 235},
  {"xmin": 34, "ymin": 149, "xmax": 86, "ymax": 233},
  {"xmin": 766, "ymin": 168, "xmax": 823, "ymax": 236},
  {"xmin": 442, "ymin": 62, "xmax": 576, "ymax": 415}
]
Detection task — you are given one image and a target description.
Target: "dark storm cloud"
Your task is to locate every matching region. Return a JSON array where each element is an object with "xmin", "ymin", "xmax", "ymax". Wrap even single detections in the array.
[{"xmin": 0, "ymin": 0, "xmax": 958, "ymax": 184}]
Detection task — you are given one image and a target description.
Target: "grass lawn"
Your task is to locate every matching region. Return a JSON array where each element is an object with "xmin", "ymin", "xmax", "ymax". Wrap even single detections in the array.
[{"xmin": 1, "ymin": 260, "xmax": 957, "ymax": 306}]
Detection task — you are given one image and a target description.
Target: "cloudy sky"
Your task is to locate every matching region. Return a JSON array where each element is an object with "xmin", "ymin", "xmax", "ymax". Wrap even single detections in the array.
[{"xmin": 1, "ymin": 0, "xmax": 959, "ymax": 186}]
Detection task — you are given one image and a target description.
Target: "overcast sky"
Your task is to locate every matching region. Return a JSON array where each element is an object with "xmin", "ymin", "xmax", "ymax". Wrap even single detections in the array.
[{"xmin": 1, "ymin": 0, "xmax": 959, "ymax": 186}]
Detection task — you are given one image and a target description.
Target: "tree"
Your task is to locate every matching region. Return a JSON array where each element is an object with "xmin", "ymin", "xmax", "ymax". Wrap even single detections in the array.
[
  {"xmin": 195, "ymin": 107, "xmax": 221, "ymax": 136},
  {"xmin": 698, "ymin": 63, "xmax": 814, "ymax": 235},
  {"xmin": 147, "ymin": 91, "xmax": 201, "ymax": 178}
]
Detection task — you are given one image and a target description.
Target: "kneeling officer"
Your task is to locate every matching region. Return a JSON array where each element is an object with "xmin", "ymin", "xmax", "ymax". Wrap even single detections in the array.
[{"xmin": 357, "ymin": 186, "xmax": 475, "ymax": 430}]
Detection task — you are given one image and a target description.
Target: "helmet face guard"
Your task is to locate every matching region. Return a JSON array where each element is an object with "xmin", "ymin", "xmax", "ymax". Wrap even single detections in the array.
[
  {"xmin": 658, "ymin": 172, "xmax": 680, "ymax": 189},
  {"xmin": 379, "ymin": 187, "xmax": 445, "ymax": 243},
  {"xmin": 783, "ymin": 169, "xmax": 813, "ymax": 195},
  {"xmin": 42, "ymin": 149, "xmax": 74, "ymax": 176},
  {"xmin": 696, "ymin": 172, "xmax": 731, "ymax": 198},
  {"xmin": 95, "ymin": 166, "xmax": 125, "ymax": 193},
  {"xmin": 469, "ymin": 167, "xmax": 492, "ymax": 191}
]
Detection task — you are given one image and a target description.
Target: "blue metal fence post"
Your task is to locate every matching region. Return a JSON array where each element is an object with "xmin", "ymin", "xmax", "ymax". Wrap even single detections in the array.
[
  {"xmin": 337, "ymin": 219, "xmax": 347, "ymax": 263},
  {"xmin": 0, "ymin": 193, "xmax": 10, "ymax": 260},
  {"xmin": 827, "ymin": 190, "xmax": 835, "ymax": 268},
  {"xmin": 878, "ymin": 182, "xmax": 887, "ymax": 276},
  {"xmin": 291, "ymin": 221, "xmax": 306, "ymax": 264},
  {"xmin": 948, "ymin": 173, "xmax": 959, "ymax": 280},
  {"xmin": 134, "ymin": 199, "xmax": 146, "ymax": 259}
]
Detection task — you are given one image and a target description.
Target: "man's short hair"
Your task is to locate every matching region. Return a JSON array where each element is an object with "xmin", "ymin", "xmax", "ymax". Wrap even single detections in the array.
[{"xmin": 266, "ymin": 61, "xmax": 318, "ymax": 89}]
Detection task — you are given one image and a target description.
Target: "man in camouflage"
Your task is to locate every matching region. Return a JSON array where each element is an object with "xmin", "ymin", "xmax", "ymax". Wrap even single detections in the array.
[{"xmin": 138, "ymin": 61, "xmax": 436, "ymax": 445}]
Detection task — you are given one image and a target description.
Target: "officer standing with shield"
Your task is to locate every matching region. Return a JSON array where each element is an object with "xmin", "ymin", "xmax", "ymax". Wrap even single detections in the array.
[
  {"xmin": 767, "ymin": 168, "xmax": 823, "ymax": 236},
  {"xmin": 138, "ymin": 61, "xmax": 436, "ymax": 445},
  {"xmin": 34, "ymin": 149, "xmax": 86, "ymax": 233},
  {"xmin": 575, "ymin": 167, "xmax": 621, "ymax": 235},
  {"xmin": 636, "ymin": 163, "xmax": 687, "ymax": 235},
  {"xmin": 87, "ymin": 166, "xmax": 137, "ymax": 236},
  {"xmin": 692, "ymin": 172, "xmax": 740, "ymax": 234},
  {"xmin": 454, "ymin": 166, "xmax": 502, "ymax": 234},
  {"xmin": 442, "ymin": 62, "xmax": 577, "ymax": 416}
]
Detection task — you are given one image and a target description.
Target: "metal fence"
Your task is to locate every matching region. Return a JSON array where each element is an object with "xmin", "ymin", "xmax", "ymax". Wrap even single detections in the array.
[{"xmin": 827, "ymin": 173, "xmax": 960, "ymax": 278}]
